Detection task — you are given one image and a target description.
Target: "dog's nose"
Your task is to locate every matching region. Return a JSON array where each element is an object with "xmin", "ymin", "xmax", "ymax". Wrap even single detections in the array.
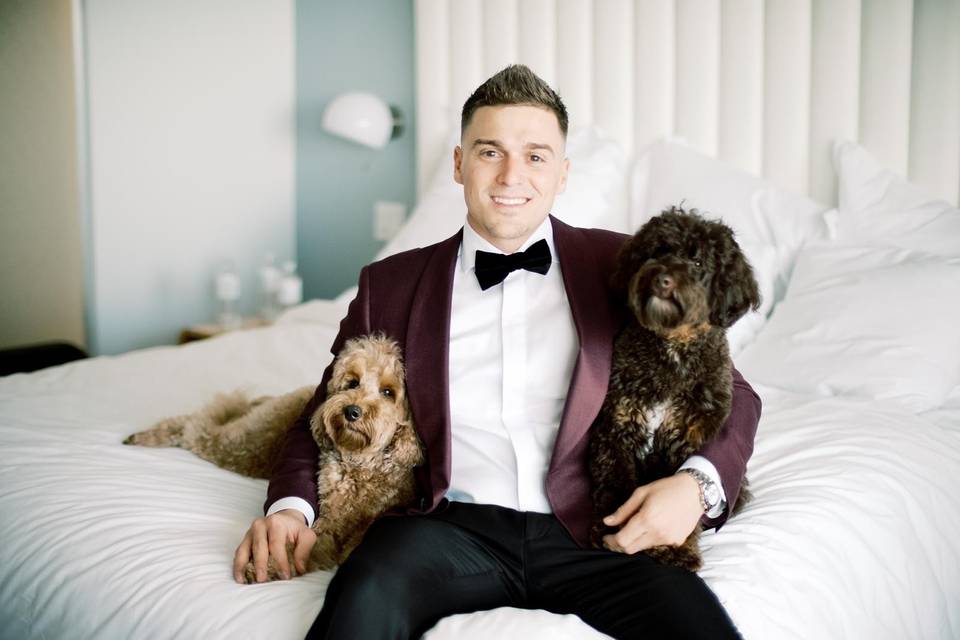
[
  {"xmin": 654, "ymin": 273, "xmax": 675, "ymax": 296},
  {"xmin": 343, "ymin": 405, "xmax": 363, "ymax": 422}
]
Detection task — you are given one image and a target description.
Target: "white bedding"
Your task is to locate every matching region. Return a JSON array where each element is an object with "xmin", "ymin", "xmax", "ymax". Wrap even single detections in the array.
[
  {"xmin": 1, "ymin": 313, "xmax": 959, "ymax": 639},
  {"xmin": 3, "ymin": 138, "xmax": 959, "ymax": 639}
]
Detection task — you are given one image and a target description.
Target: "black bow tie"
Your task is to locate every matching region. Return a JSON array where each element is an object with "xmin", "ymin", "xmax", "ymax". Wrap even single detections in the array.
[{"xmin": 474, "ymin": 239, "xmax": 552, "ymax": 291}]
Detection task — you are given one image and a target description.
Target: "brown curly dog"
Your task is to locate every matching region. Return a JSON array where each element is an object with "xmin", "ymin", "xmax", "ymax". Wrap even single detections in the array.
[
  {"xmin": 124, "ymin": 334, "xmax": 423, "ymax": 580},
  {"xmin": 588, "ymin": 206, "xmax": 760, "ymax": 571}
]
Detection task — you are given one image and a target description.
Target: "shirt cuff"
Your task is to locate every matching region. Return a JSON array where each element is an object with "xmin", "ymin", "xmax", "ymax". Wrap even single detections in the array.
[
  {"xmin": 266, "ymin": 497, "xmax": 315, "ymax": 527},
  {"xmin": 679, "ymin": 455, "xmax": 727, "ymax": 519}
]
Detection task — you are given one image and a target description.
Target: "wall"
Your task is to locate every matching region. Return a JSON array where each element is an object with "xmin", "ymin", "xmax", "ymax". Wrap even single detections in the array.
[
  {"xmin": 296, "ymin": 0, "xmax": 417, "ymax": 300},
  {"xmin": 82, "ymin": 0, "xmax": 295, "ymax": 355},
  {"xmin": 0, "ymin": 0, "xmax": 86, "ymax": 350}
]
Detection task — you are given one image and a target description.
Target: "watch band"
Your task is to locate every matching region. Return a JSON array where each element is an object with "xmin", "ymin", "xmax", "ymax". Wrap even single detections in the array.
[{"xmin": 677, "ymin": 467, "xmax": 717, "ymax": 512}]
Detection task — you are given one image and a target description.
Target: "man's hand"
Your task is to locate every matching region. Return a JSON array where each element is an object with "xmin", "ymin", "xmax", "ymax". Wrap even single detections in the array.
[
  {"xmin": 601, "ymin": 473, "xmax": 703, "ymax": 554},
  {"xmin": 233, "ymin": 509, "xmax": 316, "ymax": 584}
]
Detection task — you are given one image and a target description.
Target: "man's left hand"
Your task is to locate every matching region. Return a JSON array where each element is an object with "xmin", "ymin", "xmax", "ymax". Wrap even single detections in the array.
[{"xmin": 601, "ymin": 473, "xmax": 703, "ymax": 554}]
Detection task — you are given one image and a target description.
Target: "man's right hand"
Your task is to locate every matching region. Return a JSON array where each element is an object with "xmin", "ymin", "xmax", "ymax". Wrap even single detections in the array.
[{"xmin": 233, "ymin": 509, "xmax": 317, "ymax": 584}]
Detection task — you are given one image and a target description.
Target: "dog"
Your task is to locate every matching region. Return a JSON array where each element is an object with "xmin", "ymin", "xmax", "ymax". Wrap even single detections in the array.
[
  {"xmin": 588, "ymin": 206, "xmax": 760, "ymax": 571},
  {"xmin": 124, "ymin": 333, "xmax": 423, "ymax": 581}
]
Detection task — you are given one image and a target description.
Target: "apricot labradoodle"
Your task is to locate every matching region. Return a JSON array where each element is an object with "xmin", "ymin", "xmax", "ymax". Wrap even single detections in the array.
[
  {"xmin": 124, "ymin": 334, "xmax": 423, "ymax": 580},
  {"xmin": 589, "ymin": 206, "xmax": 760, "ymax": 571}
]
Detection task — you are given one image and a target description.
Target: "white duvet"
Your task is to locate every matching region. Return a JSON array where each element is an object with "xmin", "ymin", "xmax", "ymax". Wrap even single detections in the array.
[
  {"xmin": 1, "ymin": 301, "xmax": 958, "ymax": 640},
  {"xmin": 5, "ymin": 134, "xmax": 960, "ymax": 637}
]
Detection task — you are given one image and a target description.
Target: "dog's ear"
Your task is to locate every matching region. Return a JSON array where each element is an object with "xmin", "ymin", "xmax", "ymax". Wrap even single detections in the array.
[
  {"xmin": 611, "ymin": 214, "xmax": 674, "ymax": 293},
  {"xmin": 390, "ymin": 399, "xmax": 423, "ymax": 467},
  {"xmin": 708, "ymin": 225, "xmax": 762, "ymax": 328}
]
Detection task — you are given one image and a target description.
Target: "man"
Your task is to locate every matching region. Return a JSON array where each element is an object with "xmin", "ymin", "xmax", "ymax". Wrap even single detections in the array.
[{"xmin": 234, "ymin": 65, "xmax": 760, "ymax": 639}]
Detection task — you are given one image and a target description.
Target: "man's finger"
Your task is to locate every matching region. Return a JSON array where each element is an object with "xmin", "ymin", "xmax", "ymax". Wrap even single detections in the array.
[
  {"xmin": 251, "ymin": 519, "xmax": 269, "ymax": 583},
  {"xmin": 292, "ymin": 529, "xmax": 316, "ymax": 575},
  {"xmin": 603, "ymin": 516, "xmax": 650, "ymax": 554},
  {"xmin": 603, "ymin": 485, "xmax": 649, "ymax": 526},
  {"xmin": 618, "ymin": 523, "xmax": 653, "ymax": 554},
  {"xmin": 268, "ymin": 522, "xmax": 291, "ymax": 580},
  {"xmin": 233, "ymin": 530, "xmax": 252, "ymax": 583}
]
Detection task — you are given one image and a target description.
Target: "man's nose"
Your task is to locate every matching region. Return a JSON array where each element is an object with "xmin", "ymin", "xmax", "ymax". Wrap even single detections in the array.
[{"xmin": 497, "ymin": 155, "xmax": 524, "ymax": 185}]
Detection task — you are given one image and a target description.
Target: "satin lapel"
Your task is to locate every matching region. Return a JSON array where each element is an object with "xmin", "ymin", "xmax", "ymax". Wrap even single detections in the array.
[
  {"xmin": 405, "ymin": 230, "xmax": 461, "ymax": 507},
  {"xmin": 549, "ymin": 216, "xmax": 618, "ymax": 470}
]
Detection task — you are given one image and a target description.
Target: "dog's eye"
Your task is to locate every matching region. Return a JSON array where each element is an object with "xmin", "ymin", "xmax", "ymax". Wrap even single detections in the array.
[
  {"xmin": 346, "ymin": 379, "xmax": 359, "ymax": 389},
  {"xmin": 381, "ymin": 388, "xmax": 394, "ymax": 398}
]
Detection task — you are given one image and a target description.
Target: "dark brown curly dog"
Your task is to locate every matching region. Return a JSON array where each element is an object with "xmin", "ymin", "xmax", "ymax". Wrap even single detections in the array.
[{"xmin": 588, "ymin": 206, "xmax": 760, "ymax": 571}]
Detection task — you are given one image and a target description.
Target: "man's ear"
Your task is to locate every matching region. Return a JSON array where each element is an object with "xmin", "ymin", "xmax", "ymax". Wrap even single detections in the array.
[
  {"xmin": 557, "ymin": 157, "xmax": 570, "ymax": 193},
  {"xmin": 453, "ymin": 145, "xmax": 464, "ymax": 185}
]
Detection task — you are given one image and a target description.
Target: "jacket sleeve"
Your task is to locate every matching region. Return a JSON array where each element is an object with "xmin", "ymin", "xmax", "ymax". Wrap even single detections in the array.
[
  {"xmin": 263, "ymin": 266, "xmax": 372, "ymax": 515},
  {"xmin": 696, "ymin": 366, "xmax": 761, "ymax": 530}
]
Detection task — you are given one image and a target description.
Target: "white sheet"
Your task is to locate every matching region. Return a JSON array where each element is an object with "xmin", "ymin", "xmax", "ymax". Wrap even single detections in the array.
[{"xmin": 2, "ymin": 310, "xmax": 959, "ymax": 639}]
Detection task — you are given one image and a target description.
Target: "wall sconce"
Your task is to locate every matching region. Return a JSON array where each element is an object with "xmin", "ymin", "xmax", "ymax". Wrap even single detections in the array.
[{"xmin": 321, "ymin": 92, "xmax": 403, "ymax": 149}]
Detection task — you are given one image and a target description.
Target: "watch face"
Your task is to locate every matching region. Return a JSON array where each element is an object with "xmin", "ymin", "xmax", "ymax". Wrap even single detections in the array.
[{"xmin": 703, "ymin": 482, "xmax": 721, "ymax": 508}]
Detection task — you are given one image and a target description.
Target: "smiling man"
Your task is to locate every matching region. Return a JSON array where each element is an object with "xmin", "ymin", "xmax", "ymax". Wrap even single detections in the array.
[
  {"xmin": 235, "ymin": 65, "xmax": 760, "ymax": 640},
  {"xmin": 455, "ymin": 103, "xmax": 570, "ymax": 254}
]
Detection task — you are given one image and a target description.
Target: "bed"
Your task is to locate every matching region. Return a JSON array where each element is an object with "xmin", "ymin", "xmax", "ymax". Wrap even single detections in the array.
[{"xmin": 3, "ymin": 2, "xmax": 960, "ymax": 638}]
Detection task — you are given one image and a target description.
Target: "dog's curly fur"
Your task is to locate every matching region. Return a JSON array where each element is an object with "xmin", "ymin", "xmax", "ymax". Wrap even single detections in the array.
[
  {"xmin": 124, "ymin": 334, "xmax": 423, "ymax": 581},
  {"xmin": 588, "ymin": 206, "xmax": 761, "ymax": 571}
]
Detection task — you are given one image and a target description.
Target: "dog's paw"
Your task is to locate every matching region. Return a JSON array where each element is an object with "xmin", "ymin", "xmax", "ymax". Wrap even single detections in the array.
[
  {"xmin": 242, "ymin": 560, "xmax": 287, "ymax": 584},
  {"xmin": 123, "ymin": 417, "xmax": 186, "ymax": 447},
  {"xmin": 122, "ymin": 429, "xmax": 165, "ymax": 446}
]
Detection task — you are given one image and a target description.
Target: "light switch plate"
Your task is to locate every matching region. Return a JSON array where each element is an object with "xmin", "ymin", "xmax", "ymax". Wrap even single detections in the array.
[{"xmin": 373, "ymin": 200, "xmax": 407, "ymax": 241}]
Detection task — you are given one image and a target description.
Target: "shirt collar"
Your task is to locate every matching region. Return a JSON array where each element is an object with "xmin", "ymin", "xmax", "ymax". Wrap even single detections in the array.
[{"xmin": 459, "ymin": 216, "xmax": 558, "ymax": 273}]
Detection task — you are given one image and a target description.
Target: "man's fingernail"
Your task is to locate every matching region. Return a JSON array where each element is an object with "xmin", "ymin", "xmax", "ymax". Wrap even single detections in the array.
[
  {"xmin": 603, "ymin": 516, "xmax": 613, "ymax": 524},
  {"xmin": 281, "ymin": 572, "xmax": 290, "ymax": 580}
]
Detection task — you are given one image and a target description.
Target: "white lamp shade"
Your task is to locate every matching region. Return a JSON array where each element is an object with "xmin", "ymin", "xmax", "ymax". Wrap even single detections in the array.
[{"xmin": 322, "ymin": 92, "xmax": 393, "ymax": 149}]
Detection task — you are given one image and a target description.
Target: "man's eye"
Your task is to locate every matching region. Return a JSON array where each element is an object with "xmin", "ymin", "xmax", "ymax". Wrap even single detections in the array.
[
  {"xmin": 381, "ymin": 388, "xmax": 394, "ymax": 398},
  {"xmin": 480, "ymin": 149, "xmax": 498, "ymax": 158},
  {"xmin": 346, "ymin": 379, "xmax": 359, "ymax": 389},
  {"xmin": 530, "ymin": 154, "xmax": 543, "ymax": 162}
]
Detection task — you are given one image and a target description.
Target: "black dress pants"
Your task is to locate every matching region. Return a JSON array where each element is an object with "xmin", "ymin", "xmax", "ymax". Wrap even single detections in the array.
[{"xmin": 308, "ymin": 502, "xmax": 741, "ymax": 640}]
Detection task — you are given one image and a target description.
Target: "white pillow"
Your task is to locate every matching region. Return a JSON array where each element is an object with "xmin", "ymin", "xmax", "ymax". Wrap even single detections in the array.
[
  {"xmin": 630, "ymin": 140, "xmax": 829, "ymax": 351},
  {"xmin": 375, "ymin": 127, "xmax": 630, "ymax": 261},
  {"xmin": 725, "ymin": 241, "xmax": 777, "ymax": 356},
  {"xmin": 832, "ymin": 139, "xmax": 960, "ymax": 256},
  {"xmin": 737, "ymin": 243, "xmax": 960, "ymax": 412}
]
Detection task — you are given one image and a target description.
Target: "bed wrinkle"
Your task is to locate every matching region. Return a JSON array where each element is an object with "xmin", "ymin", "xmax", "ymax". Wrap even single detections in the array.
[{"xmin": 2, "ymin": 303, "xmax": 959, "ymax": 639}]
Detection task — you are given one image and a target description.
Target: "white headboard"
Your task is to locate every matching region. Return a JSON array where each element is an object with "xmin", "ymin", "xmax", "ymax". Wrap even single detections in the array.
[{"xmin": 414, "ymin": 0, "xmax": 960, "ymax": 208}]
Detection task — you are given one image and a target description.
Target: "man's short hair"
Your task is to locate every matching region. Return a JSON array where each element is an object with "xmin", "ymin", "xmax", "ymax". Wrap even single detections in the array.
[{"xmin": 461, "ymin": 64, "xmax": 569, "ymax": 138}]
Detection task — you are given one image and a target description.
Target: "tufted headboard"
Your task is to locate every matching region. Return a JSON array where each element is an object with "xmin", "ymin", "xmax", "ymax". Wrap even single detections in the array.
[{"xmin": 413, "ymin": 0, "xmax": 960, "ymax": 208}]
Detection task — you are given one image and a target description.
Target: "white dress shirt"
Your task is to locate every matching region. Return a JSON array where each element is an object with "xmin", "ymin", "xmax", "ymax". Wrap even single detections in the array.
[{"xmin": 269, "ymin": 217, "xmax": 726, "ymax": 525}]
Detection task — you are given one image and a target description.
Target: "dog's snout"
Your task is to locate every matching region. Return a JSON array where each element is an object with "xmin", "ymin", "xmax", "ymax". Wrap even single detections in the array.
[
  {"xmin": 654, "ymin": 273, "xmax": 675, "ymax": 296},
  {"xmin": 343, "ymin": 405, "xmax": 363, "ymax": 422}
]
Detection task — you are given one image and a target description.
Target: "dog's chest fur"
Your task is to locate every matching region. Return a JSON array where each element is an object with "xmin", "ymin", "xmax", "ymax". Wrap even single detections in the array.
[
  {"xmin": 312, "ymin": 428, "xmax": 420, "ymax": 565},
  {"xmin": 604, "ymin": 323, "xmax": 730, "ymax": 478}
]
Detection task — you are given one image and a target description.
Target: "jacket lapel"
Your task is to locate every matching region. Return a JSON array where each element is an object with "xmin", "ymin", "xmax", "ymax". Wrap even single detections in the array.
[
  {"xmin": 404, "ymin": 230, "xmax": 461, "ymax": 508},
  {"xmin": 549, "ymin": 216, "xmax": 618, "ymax": 470}
]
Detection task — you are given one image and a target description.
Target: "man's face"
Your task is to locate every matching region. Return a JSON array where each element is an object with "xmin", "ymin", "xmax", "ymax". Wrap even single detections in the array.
[{"xmin": 454, "ymin": 105, "xmax": 569, "ymax": 254}]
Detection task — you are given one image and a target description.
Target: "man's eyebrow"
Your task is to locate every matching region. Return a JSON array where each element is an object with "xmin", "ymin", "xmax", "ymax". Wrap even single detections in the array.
[
  {"xmin": 471, "ymin": 138, "xmax": 504, "ymax": 149},
  {"xmin": 526, "ymin": 142, "xmax": 556, "ymax": 155}
]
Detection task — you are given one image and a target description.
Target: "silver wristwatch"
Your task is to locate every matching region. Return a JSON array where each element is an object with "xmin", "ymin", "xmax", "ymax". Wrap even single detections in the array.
[{"xmin": 678, "ymin": 468, "xmax": 721, "ymax": 513}]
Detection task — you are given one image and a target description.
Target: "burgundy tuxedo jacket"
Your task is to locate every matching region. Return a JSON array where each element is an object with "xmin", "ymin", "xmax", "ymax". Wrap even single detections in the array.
[{"xmin": 266, "ymin": 215, "xmax": 761, "ymax": 545}]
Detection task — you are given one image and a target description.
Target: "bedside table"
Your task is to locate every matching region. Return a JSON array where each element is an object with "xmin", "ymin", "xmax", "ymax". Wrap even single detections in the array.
[{"xmin": 178, "ymin": 318, "xmax": 270, "ymax": 345}]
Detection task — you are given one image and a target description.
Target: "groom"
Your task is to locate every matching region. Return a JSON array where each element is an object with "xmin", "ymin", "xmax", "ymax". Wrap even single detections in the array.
[{"xmin": 235, "ymin": 65, "xmax": 759, "ymax": 639}]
